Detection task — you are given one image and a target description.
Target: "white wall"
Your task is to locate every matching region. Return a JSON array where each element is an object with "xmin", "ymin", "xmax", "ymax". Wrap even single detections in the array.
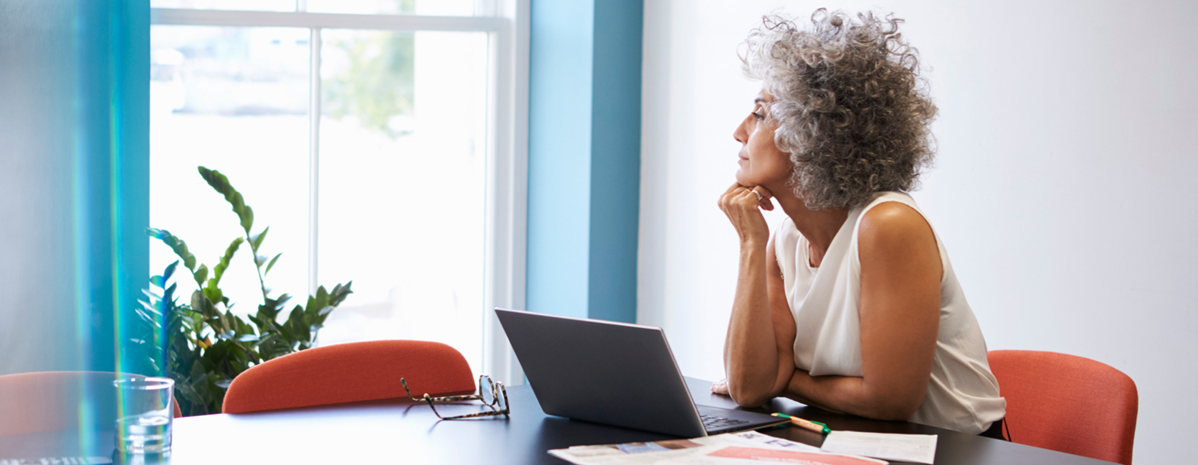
[{"xmin": 638, "ymin": 1, "xmax": 1197, "ymax": 462}]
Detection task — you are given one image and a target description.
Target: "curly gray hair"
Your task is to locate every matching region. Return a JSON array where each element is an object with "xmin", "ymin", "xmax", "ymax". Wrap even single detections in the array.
[{"xmin": 741, "ymin": 9, "xmax": 937, "ymax": 210}]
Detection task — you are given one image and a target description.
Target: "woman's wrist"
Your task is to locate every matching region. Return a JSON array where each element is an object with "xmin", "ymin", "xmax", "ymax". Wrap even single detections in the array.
[{"xmin": 739, "ymin": 235, "xmax": 769, "ymax": 251}]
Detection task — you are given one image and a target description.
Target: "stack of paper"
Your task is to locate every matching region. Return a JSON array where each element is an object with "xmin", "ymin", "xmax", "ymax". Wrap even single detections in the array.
[
  {"xmin": 548, "ymin": 431, "xmax": 887, "ymax": 465},
  {"xmin": 820, "ymin": 431, "xmax": 938, "ymax": 465},
  {"xmin": 549, "ymin": 428, "xmax": 942, "ymax": 464}
]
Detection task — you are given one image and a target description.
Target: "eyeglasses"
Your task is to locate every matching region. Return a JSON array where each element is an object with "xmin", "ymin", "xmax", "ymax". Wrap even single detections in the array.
[{"xmin": 401, "ymin": 374, "xmax": 510, "ymax": 420}]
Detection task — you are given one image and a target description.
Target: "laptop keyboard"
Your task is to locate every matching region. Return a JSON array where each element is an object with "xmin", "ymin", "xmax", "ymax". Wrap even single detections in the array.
[{"xmin": 700, "ymin": 413, "xmax": 751, "ymax": 430}]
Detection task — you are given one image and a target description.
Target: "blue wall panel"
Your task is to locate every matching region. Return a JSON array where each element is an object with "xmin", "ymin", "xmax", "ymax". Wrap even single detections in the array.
[
  {"xmin": 527, "ymin": 0, "xmax": 595, "ymax": 319},
  {"xmin": 587, "ymin": 0, "xmax": 643, "ymax": 323},
  {"xmin": 527, "ymin": 0, "xmax": 642, "ymax": 323}
]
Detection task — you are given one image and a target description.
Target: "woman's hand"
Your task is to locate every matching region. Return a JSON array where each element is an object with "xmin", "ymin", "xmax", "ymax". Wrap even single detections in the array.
[
  {"xmin": 711, "ymin": 378, "xmax": 730, "ymax": 396},
  {"xmin": 718, "ymin": 183, "xmax": 775, "ymax": 246}
]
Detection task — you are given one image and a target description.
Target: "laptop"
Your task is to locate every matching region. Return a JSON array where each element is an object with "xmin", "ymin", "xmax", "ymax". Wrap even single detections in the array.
[{"xmin": 495, "ymin": 308, "xmax": 788, "ymax": 437}]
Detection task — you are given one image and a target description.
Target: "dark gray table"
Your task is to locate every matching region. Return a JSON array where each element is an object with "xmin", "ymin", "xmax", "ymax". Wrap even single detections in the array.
[{"xmin": 0, "ymin": 377, "xmax": 1114, "ymax": 464}]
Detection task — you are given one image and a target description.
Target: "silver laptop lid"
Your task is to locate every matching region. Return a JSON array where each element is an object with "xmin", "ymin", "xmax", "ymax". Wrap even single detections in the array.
[{"xmin": 495, "ymin": 308, "xmax": 708, "ymax": 437}]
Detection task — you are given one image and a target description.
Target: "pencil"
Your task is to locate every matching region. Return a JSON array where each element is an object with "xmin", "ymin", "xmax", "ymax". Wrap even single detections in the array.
[{"xmin": 772, "ymin": 413, "xmax": 831, "ymax": 434}]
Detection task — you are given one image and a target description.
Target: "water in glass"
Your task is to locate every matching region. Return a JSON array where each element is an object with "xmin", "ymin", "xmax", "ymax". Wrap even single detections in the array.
[{"xmin": 116, "ymin": 414, "xmax": 172, "ymax": 454}]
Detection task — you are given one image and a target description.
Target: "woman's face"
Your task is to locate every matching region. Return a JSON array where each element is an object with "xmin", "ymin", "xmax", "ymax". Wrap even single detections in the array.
[{"xmin": 733, "ymin": 91, "xmax": 792, "ymax": 189}]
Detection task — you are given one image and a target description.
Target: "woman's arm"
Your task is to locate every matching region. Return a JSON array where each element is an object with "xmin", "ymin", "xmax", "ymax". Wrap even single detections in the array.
[
  {"xmin": 781, "ymin": 203, "xmax": 942, "ymax": 420},
  {"xmin": 718, "ymin": 185, "xmax": 797, "ymax": 407}
]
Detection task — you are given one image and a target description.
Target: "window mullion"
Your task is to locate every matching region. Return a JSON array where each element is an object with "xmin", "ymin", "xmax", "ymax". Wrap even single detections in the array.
[{"xmin": 308, "ymin": 26, "xmax": 321, "ymax": 297}]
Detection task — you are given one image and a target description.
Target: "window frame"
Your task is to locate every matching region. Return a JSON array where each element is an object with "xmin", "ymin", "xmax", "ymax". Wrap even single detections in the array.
[{"xmin": 149, "ymin": 2, "xmax": 529, "ymax": 385}]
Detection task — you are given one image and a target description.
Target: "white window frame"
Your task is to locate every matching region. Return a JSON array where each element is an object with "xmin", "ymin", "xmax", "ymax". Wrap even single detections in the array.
[{"xmin": 150, "ymin": 1, "xmax": 529, "ymax": 385}]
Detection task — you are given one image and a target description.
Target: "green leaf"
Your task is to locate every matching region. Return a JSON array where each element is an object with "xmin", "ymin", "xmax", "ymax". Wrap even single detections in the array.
[
  {"xmin": 191, "ymin": 290, "xmax": 217, "ymax": 318},
  {"xmin": 174, "ymin": 382, "xmax": 205, "ymax": 416},
  {"xmin": 211, "ymin": 237, "xmax": 243, "ymax": 285},
  {"xmin": 250, "ymin": 226, "xmax": 269, "ymax": 251},
  {"xmin": 202, "ymin": 238, "xmax": 240, "ymax": 307},
  {"xmin": 277, "ymin": 317, "xmax": 296, "ymax": 343},
  {"xmin": 234, "ymin": 318, "xmax": 257, "ymax": 341},
  {"xmin": 328, "ymin": 281, "xmax": 353, "ymax": 308},
  {"xmin": 305, "ymin": 287, "xmax": 328, "ymax": 319},
  {"xmin": 256, "ymin": 333, "xmax": 278, "ymax": 356},
  {"xmin": 163, "ymin": 261, "xmax": 179, "ymax": 283},
  {"xmin": 188, "ymin": 362, "xmax": 207, "ymax": 388},
  {"xmin": 163, "ymin": 283, "xmax": 178, "ymax": 304},
  {"xmin": 264, "ymin": 253, "xmax": 282, "ymax": 275},
  {"xmin": 241, "ymin": 206, "xmax": 254, "ymax": 235},
  {"xmin": 202, "ymin": 287, "xmax": 224, "ymax": 308},
  {"xmin": 194, "ymin": 264, "xmax": 209, "ymax": 287},
  {"xmin": 287, "ymin": 305, "xmax": 310, "ymax": 344},
  {"xmin": 255, "ymin": 305, "xmax": 279, "ymax": 325},
  {"xmin": 198, "ymin": 167, "xmax": 254, "ymax": 233},
  {"xmin": 147, "ymin": 228, "xmax": 198, "ymax": 273}
]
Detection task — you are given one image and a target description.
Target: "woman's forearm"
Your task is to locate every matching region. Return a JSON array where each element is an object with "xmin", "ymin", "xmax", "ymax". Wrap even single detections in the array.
[
  {"xmin": 784, "ymin": 369, "xmax": 920, "ymax": 421},
  {"xmin": 723, "ymin": 239, "xmax": 780, "ymax": 406}
]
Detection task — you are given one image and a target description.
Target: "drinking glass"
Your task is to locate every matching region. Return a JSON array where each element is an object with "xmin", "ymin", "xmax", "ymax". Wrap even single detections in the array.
[{"xmin": 113, "ymin": 377, "xmax": 174, "ymax": 454}]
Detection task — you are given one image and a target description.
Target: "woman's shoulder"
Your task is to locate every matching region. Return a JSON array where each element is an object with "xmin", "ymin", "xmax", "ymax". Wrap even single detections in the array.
[
  {"xmin": 854, "ymin": 191, "xmax": 937, "ymax": 247},
  {"xmin": 855, "ymin": 192, "xmax": 930, "ymax": 240},
  {"xmin": 859, "ymin": 191, "xmax": 918, "ymax": 213},
  {"xmin": 854, "ymin": 193, "xmax": 942, "ymax": 275}
]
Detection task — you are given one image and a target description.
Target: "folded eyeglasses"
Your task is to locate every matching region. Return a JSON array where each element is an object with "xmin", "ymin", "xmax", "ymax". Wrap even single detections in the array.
[{"xmin": 401, "ymin": 374, "xmax": 510, "ymax": 420}]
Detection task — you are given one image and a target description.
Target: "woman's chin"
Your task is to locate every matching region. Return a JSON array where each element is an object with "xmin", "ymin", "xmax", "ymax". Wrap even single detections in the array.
[{"xmin": 735, "ymin": 170, "xmax": 750, "ymax": 186}]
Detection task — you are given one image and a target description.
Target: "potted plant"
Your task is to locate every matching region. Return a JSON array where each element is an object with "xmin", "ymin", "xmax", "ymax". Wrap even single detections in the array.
[{"xmin": 130, "ymin": 167, "xmax": 352, "ymax": 416}]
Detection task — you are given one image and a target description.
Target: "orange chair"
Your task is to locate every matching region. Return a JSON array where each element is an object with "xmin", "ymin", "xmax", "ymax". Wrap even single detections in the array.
[
  {"xmin": 0, "ymin": 371, "xmax": 182, "ymax": 436},
  {"xmin": 222, "ymin": 340, "xmax": 476, "ymax": 414},
  {"xmin": 988, "ymin": 350, "xmax": 1138, "ymax": 465}
]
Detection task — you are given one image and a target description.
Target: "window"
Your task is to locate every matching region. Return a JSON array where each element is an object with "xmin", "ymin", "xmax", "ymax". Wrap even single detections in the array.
[{"xmin": 149, "ymin": 1, "xmax": 528, "ymax": 382}]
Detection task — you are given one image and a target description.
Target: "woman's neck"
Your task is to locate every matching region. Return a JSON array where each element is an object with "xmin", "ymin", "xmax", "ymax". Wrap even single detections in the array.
[{"xmin": 772, "ymin": 190, "xmax": 848, "ymax": 263}]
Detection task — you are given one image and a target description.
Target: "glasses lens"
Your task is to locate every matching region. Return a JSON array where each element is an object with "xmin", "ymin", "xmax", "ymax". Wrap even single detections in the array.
[
  {"xmin": 494, "ymin": 384, "xmax": 507, "ymax": 412},
  {"xmin": 479, "ymin": 376, "xmax": 495, "ymax": 405}
]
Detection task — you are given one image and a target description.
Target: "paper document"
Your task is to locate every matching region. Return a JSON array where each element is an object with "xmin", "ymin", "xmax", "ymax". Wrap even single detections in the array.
[
  {"xmin": 819, "ymin": 431, "xmax": 937, "ymax": 465},
  {"xmin": 548, "ymin": 431, "xmax": 884, "ymax": 465},
  {"xmin": 683, "ymin": 446, "xmax": 887, "ymax": 464}
]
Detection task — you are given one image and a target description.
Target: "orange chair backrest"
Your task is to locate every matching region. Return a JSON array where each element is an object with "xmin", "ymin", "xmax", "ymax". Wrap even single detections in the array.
[
  {"xmin": 0, "ymin": 371, "xmax": 182, "ymax": 436},
  {"xmin": 222, "ymin": 340, "xmax": 476, "ymax": 414},
  {"xmin": 988, "ymin": 350, "xmax": 1138, "ymax": 465}
]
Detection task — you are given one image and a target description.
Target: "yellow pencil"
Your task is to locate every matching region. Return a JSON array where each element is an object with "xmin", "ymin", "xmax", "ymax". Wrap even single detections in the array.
[{"xmin": 772, "ymin": 413, "xmax": 831, "ymax": 434}]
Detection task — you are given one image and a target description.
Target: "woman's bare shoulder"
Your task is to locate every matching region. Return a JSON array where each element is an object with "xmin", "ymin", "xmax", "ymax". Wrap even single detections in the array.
[
  {"xmin": 859, "ymin": 202, "xmax": 931, "ymax": 239},
  {"xmin": 857, "ymin": 202, "xmax": 937, "ymax": 258}
]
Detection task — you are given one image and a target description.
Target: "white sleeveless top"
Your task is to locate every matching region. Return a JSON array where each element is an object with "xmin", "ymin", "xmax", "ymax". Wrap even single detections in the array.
[{"xmin": 774, "ymin": 192, "xmax": 1005, "ymax": 434}]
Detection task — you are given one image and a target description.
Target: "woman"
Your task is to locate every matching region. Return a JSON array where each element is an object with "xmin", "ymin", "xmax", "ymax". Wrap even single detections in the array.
[{"xmin": 713, "ymin": 9, "xmax": 1006, "ymax": 437}]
